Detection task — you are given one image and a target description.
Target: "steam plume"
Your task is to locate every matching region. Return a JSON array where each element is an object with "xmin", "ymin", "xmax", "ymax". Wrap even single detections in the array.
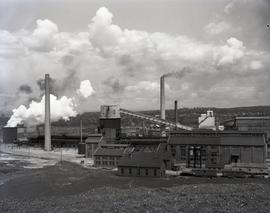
[
  {"xmin": 6, "ymin": 94, "xmax": 77, "ymax": 127},
  {"xmin": 76, "ymin": 80, "xmax": 95, "ymax": 98}
]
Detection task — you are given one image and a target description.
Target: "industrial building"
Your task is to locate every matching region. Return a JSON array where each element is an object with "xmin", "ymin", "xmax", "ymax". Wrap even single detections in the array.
[
  {"xmin": 2, "ymin": 125, "xmax": 89, "ymax": 148},
  {"xmin": 2, "ymin": 127, "xmax": 17, "ymax": 144},
  {"xmin": 198, "ymin": 110, "xmax": 216, "ymax": 130},
  {"xmin": 222, "ymin": 116, "xmax": 270, "ymax": 139},
  {"xmin": 168, "ymin": 130, "xmax": 267, "ymax": 169},
  {"xmin": 117, "ymin": 137, "xmax": 172, "ymax": 177},
  {"xmin": 84, "ymin": 134, "xmax": 103, "ymax": 158},
  {"xmin": 118, "ymin": 152, "xmax": 166, "ymax": 177},
  {"xmin": 93, "ymin": 147, "xmax": 124, "ymax": 167}
]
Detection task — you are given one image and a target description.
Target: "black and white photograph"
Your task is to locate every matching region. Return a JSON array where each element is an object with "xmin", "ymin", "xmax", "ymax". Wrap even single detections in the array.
[{"xmin": 0, "ymin": 0, "xmax": 270, "ymax": 212}]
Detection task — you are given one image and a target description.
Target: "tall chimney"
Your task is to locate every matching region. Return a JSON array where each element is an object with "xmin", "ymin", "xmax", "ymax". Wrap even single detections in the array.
[
  {"xmin": 44, "ymin": 74, "xmax": 51, "ymax": 151},
  {"xmin": 160, "ymin": 76, "xmax": 165, "ymax": 120},
  {"xmin": 174, "ymin": 100, "xmax": 178, "ymax": 125}
]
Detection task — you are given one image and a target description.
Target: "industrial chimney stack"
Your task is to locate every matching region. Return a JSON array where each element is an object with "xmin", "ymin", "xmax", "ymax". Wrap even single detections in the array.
[
  {"xmin": 160, "ymin": 76, "xmax": 165, "ymax": 120},
  {"xmin": 174, "ymin": 100, "xmax": 178, "ymax": 125},
  {"xmin": 44, "ymin": 74, "xmax": 51, "ymax": 151}
]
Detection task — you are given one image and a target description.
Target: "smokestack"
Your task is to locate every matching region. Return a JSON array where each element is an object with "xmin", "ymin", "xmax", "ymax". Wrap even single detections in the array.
[
  {"xmin": 160, "ymin": 76, "xmax": 165, "ymax": 120},
  {"xmin": 174, "ymin": 100, "xmax": 178, "ymax": 125},
  {"xmin": 44, "ymin": 74, "xmax": 51, "ymax": 151}
]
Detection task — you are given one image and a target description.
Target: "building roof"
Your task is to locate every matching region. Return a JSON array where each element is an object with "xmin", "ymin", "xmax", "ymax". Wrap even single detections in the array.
[
  {"xmin": 168, "ymin": 136, "xmax": 220, "ymax": 145},
  {"xmin": 94, "ymin": 147, "xmax": 124, "ymax": 156},
  {"xmin": 118, "ymin": 152, "xmax": 164, "ymax": 168},
  {"xmin": 220, "ymin": 136, "xmax": 265, "ymax": 146},
  {"xmin": 119, "ymin": 137, "xmax": 167, "ymax": 145},
  {"xmin": 170, "ymin": 130, "xmax": 265, "ymax": 136},
  {"xmin": 235, "ymin": 116, "xmax": 270, "ymax": 120},
  {"xmin": 101, "ymin": 144, "xmax": 129, "ymax": 148},
  {"xmin": 85, "ymin": 134, "xmax": 102, "ymax": 144},
  {"xmin": 168, "ymin": 133, "xmax": 266, "ymax": 146}
]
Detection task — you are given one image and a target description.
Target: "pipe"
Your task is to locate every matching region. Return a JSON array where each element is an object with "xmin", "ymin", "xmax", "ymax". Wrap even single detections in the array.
[
  {"xmin": 160, "ymin": 76, "xmax": 165, "ymax": 120},
  {"xmin": 44, "ymin": 74, "xmax": 51, "ymax": 151}
]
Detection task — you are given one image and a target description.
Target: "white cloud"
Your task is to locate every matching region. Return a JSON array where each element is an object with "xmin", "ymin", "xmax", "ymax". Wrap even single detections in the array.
[
  {"xmin": 0, "ymin": 7, "xmax": 269, "ymax": 112},
  {"xmin": 204, "ymin": 21, "xmax": 231, "ymax": 35},
  {"xmin": 214, "ymin": 37, "xmax": 245, "ymax": 65},
  {"xmin": 89, "ymin": 7, "xmax": 122, "ymax": 50},
  {"xmin": 224, "ymin": 1, "xmax": 235, "ymax": 14},
  {"xmin": 6, "ymin": 94, "xmax": 77, "ymax": 127},
  {"xmin": 23, "ymin": 19, "xmax": 59, "ymax": 51},
  {"xmin": 77, "ymin": 80, "xmax": 95, "ymax": 98},
  {"xmin": 249, "ymin": 60, "xmax": 263, "ymax": 70},
  {"xmin": 0, "ymin": 30, "xmax": 26, "ymax": 57}
]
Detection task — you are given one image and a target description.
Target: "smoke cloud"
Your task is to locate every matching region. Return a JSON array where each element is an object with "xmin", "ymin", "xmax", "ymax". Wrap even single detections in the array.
[
  {"xmin": 103, "ymin": 77, "xmax": 125, "ymax": 93},
  {"xmin": 18, "ymin": 84, "xmax": 32, "ymax": 94},
  {"xmin": 6, "ymin": 94, "xmax": 77, "ymax": 127},
  {"xmin": 162, "ymin": 67, "xmax": 192, "ymax": 79}
]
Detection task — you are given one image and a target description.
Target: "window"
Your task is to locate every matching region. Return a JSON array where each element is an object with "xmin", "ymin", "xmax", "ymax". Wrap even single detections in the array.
[
  {"xmin": 121, "ymin": 168, "xmax": 124, "ymax": 174},
  {"xmin": 129, "ymin": 168, "xmax": 132, "ymax": 175},
  {"xmin": 180, "ymin": 146, "xmax": 186, "ymax": 160},
  {"xmin": 154, "ymin": 169, "xmax": 157, "ymax": 176},
  {"xmin": 146, "ymin": 169, "xmax": 148, "ymax": 176},
  {"xmin": 137, "ymin": 168, "xmax": 140, "ymax": 176}
]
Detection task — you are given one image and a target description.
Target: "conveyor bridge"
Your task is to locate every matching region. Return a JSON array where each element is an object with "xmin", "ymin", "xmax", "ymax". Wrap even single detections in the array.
[{"xmin": 120, "ymin": 108, "xmax": 193, "ymax": 131}]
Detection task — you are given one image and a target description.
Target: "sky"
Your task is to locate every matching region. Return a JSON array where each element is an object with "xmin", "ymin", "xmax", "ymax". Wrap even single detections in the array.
[{"xmin": 0, "ymin": 0, "xmax": 270, "ymax": 116}]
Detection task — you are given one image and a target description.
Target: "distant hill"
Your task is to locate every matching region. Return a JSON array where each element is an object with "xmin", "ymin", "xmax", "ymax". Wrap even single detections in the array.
[
  {"xmin": 1, "ymin": 106, "xmax": 270, "ymax": 129},
  {"xmin": 53, "ymin": 106, "xmax": 270, "ymax": 128}
]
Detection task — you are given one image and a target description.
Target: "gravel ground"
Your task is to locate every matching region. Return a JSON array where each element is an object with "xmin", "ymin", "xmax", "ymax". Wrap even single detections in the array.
[{"xmin": 0, "ymin": 153, "xmax": 270, "ymax": 213}]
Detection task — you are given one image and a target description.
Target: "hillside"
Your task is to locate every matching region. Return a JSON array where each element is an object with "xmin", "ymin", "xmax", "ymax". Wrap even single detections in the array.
[{"xmin": 1, "ymin": 106, "xmax": 270, "ymax": 129}]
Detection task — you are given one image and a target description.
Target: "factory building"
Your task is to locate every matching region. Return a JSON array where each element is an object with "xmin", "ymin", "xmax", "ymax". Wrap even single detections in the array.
[
  {"xmin": 2, "ymin": 126, "xmax": 89, "ymax": 148},
  {"xmin": 168, "ymin": 130, "xmax": 267, "ymax": 169},
  {"xmin": 93, "ymin": 147, "xmax": 124, "ymax": 167},
  {"xmin": 84, "ymin": 134, "xmax": 103, "ymax": 158},
  {"xmin": 118, "ymin": 152, "xmax": 166, "ymax": 177},
  {"xmin": 2, "ymin": 127, "xmax": 17, "ymax": 144},
  {"xmin": 198, "ymin": 110, "xmax": 216, "ymax": 130},
  {"xmin": 117, "ymin": 138, "xmax": 172, "ymax": 177},
  {"xmin": 222, "ymin": 116, "xmax": 270, "ymax": 139},
  {"xmin": 99, "ymin": 105, "xmax": 121, "ymax": 143}
]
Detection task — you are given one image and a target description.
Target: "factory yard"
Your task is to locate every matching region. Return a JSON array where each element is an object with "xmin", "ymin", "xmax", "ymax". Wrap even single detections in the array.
[{"xmin": 0, "ymin": 152, "xmax": 270, "ymax": 213}]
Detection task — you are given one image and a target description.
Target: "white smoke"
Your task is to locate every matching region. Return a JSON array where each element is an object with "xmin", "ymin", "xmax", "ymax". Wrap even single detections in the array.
[
  {"xmin": 76, "ymin": 80, "xmax": 95, "ymax": 98},
  {"xmin": 6, "ymin": 94, "xmax": 77, "ymax": 127}
]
